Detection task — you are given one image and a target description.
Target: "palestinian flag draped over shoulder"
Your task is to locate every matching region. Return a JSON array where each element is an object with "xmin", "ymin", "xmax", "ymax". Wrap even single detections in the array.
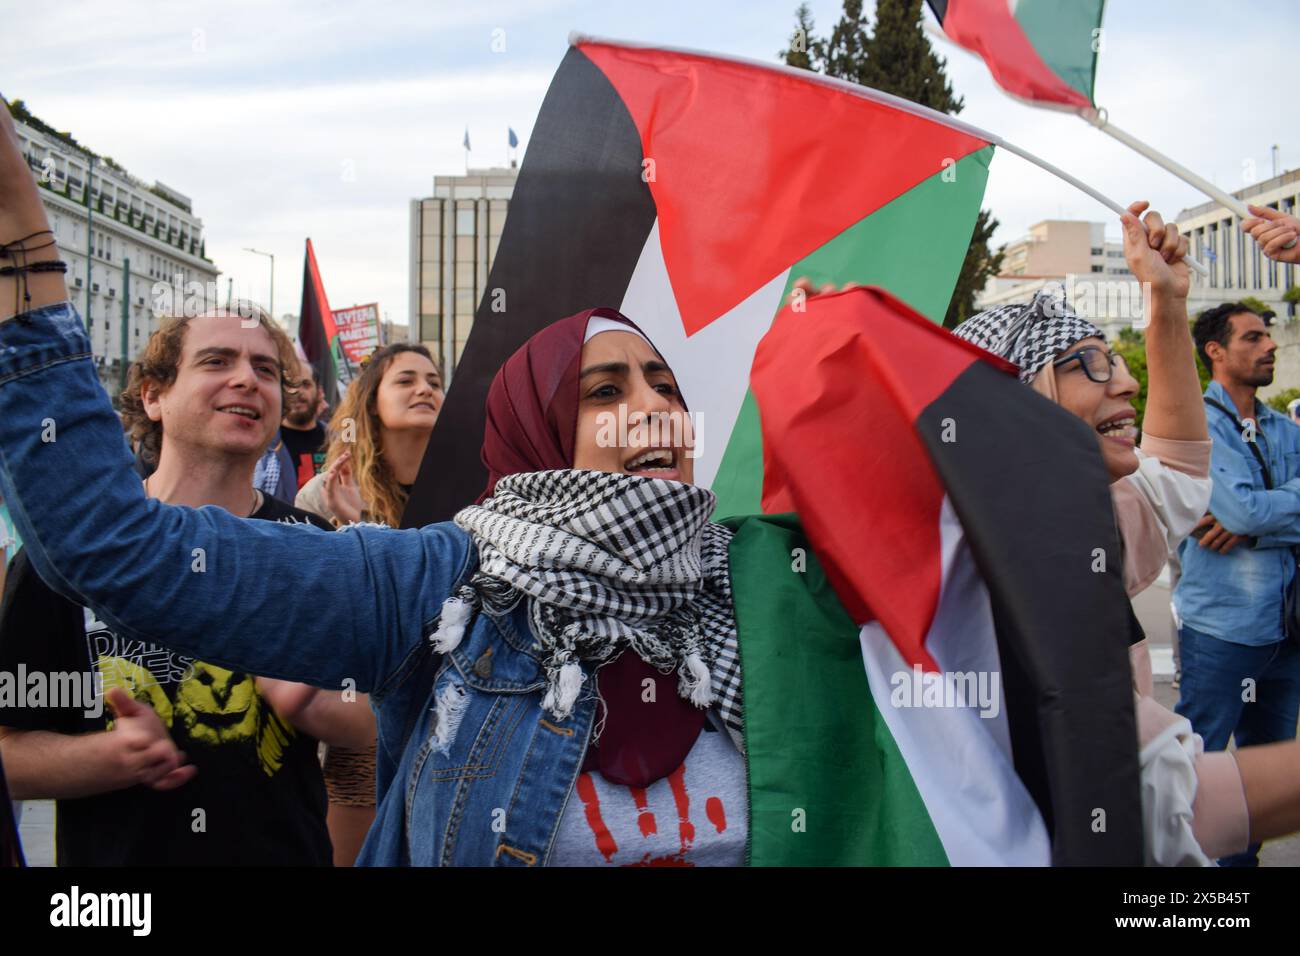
[
  {"xmin": 404, "ymin": 37, "xmax": 1141, "ymax": 865},
  {"xmin": 297, "ymin": 239, "xmax": 352, "ymax": 401},
  {"xmin": 926, "ymin": 0, "xmax": 1104, "ymax": 110},
  {"xmin": 737, "ymin": 287, "xmax": 1140, "ymax": 866}
]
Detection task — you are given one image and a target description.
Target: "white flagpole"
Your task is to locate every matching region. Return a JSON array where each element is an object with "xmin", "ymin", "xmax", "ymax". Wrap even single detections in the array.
[
  {"xmin": 1083, "ymin": 114, "xmax": 1295, "ymax": 251},
  {"xmin": 920, "ymin": 23, "xmax": 1294, "ymax": 252}
]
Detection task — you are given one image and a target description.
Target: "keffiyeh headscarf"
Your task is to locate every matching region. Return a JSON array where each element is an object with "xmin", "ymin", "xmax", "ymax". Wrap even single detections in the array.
[{"xmin": 953, "ymin": 285, "xmax": 1103, "ymax": 383}]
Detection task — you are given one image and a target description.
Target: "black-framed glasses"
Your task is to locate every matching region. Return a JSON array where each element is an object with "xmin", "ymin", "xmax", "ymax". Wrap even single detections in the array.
[{"xmin": 1053, "ymin": 346, "xmax": 1129, "ymax": 384}]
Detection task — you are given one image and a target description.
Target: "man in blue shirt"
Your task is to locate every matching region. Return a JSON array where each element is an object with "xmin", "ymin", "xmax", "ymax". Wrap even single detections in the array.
[{"xmin": 1175, "ymin": 302, "xmax": 1300, "ymax": 866}]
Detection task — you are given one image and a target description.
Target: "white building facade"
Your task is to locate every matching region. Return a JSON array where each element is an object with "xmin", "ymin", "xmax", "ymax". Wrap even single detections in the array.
[
  {"xmin": 1176, "ymin": 168, "xmax": 1299, "ymax": 319},
  {"xmin": 15, "ymin": 112, "xmax": 219, "ymax": 394}
]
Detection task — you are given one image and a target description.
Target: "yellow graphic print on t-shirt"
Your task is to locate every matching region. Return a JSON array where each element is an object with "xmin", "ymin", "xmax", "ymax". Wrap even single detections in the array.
[{"xmin": 95, "ymin": 654, "xmax": 296, "ymax": 777}]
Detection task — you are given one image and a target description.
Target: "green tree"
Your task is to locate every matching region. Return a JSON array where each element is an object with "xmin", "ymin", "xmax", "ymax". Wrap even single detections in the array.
[
  {"xmin": 1267, "ymin": 387, "xmax": 1300, "ymax": 416},
  {"xmin": 947, "ymin": 209, "xmax": 1004, "ymax": 327},
  {"xmin": 858, "ymin": 0, "xmax": 962, "ymax": 111},
  {"xmin": 780, "ymin": 3, "xmax": 827, "ymax": 71},
  {"xmin": 1116, "ymin": 326, "xmax": 1211, "ymax": 430},
  {"xmin": 1112, "ymin": 331, "xmax": 1150, "ymax": 430},
  {"xmin": 1239, "ymin": 295, "xmax": 1272, "ymax": 316},
  {"xmin": 782, "ymin": 0, "xmax": 1004, "ymax": 328}
]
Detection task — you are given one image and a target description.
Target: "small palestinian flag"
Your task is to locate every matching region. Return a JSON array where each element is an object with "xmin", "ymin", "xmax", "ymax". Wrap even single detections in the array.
[
  {"xmin": 297, "ymin": 239, "xmax": 352, "ymax": 401},
  {"xmin": 737, "ymin": 286, "xmax": 1140, "ymax": 865},
  {"xmin": 926, "ymin": 0, "xmax": 1105, "ymax": 110}
]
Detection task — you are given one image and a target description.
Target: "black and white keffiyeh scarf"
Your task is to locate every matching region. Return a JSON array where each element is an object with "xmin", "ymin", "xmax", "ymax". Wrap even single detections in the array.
[
  {"xmin": 952, "ymin": 284, "xmax": 1103, "ymax": 383},
  {"xmin": 427, "ymin": 469, "xmax": 744, "ymax": 751}
]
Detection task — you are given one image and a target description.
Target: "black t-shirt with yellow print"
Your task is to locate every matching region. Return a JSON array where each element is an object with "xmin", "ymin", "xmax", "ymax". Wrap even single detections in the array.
[{"xmin": 0, "ymin": 496, "xmax": 334, "ymax": 866}]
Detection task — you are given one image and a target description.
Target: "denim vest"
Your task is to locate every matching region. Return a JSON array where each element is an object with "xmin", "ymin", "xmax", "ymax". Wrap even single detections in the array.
[
  {"xmin": 362, "ymin": 578, "xmax": 603, "ymax": 866},
  {"xmin": 0, "ymin": 303, "xmax": 609, "ymax": 867}
]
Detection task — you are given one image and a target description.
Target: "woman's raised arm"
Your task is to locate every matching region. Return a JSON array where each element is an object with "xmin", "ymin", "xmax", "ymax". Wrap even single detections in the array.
[
  {"xmin": 1120, "ymin": 201, "xmax": 1207, "ymax": 444},
  {"xmin": 0, "ymin": 97, "xmax": 469, "ymax": 692}
]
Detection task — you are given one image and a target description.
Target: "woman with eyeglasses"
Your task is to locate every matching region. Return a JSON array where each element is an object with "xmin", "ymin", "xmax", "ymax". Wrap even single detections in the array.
[
  {"xmin": 955, "ymin": 203, "xmax": 1211, "ymax": 605},
  {"xmin": 953, "ymin": 202, "xmax": 1276, "ymax": 865}
]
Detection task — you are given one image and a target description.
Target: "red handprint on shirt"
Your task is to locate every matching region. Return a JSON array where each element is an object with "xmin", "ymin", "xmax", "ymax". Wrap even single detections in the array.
[{"xmin": 575, "ymin": 765, "xmax": 729, "ymax": 867}]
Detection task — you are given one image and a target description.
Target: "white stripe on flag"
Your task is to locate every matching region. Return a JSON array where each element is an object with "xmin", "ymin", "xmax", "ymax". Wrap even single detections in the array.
[
  {"xmin": 618, "ymin": 219, "xmax": 790, "ymax": 489},
  {"xmin": 859, "ymin": 496, "xmax": 1051, "ymax": 866}
]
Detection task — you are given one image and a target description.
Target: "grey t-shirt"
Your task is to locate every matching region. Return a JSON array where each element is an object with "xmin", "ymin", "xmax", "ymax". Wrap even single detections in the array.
[{"xmin": 550, "ymin": 712, "xmax": 747, "ymax": 866}]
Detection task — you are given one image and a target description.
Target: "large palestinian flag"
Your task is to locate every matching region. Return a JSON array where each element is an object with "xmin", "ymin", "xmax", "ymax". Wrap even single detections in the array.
[
  {"xmin": 926, "ymin": 0, "xmax": 1105, "ymax": 110},
  {"xmin": 404, "ymin": 38, "xmax": 1142, "ymax": 865},
  {"xmin": 405, "ymin": 38, "xmax": 996, "ymax": 524}
]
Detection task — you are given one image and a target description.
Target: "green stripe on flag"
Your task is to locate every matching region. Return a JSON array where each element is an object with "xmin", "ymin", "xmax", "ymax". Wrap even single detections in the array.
[
  {"xmin": 724, "ymin": 513, "xmax": 948, "ymax": 866},
  {"xmin": 1013, "ymin": 0, "xmax": 1105, "ymax": 105},
  {"xmin": 711, "ymin": 146, "xmax": 994, "ymax": 520}
]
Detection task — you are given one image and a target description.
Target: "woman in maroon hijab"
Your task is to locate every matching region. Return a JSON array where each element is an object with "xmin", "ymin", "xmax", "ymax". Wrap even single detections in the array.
[{"xmin": 432, "ymin": 305, "xmax": 748, "ymax": 864}]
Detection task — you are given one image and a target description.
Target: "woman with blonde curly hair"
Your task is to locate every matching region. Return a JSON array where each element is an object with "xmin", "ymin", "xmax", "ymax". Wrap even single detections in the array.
[
  {"xmin": 295, "ymin": 342, "xmax": 443, "ymax": 865},
  {"xmin": 297, "ymin": 343, "xmax": 443, "ymax": 528}
]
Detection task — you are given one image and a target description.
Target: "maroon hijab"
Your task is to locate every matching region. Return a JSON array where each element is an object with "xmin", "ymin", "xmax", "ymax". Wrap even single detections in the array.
[{"xmin": 476, "ymin": 307, "xmax": 705, "ymax": 787}]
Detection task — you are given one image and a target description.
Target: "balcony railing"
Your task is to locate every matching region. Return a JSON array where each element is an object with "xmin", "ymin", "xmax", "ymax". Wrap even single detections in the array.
[{"xmin": 33, "ymin": 170, "xmax": 212, "ymax": 263}]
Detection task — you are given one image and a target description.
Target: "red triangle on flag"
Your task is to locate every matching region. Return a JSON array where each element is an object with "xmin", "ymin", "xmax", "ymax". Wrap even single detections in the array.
[
  {"xmin": 579, "ymin": 41, "xmax": 991, "ymax": 337},
  {"xmin": 752, "ymin": 286, "xmax": 1011, "ymax": 671}
]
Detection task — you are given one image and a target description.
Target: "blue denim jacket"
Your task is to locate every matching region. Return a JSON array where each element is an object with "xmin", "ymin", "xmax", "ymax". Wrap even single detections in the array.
[
  {"xmin": 1175, "ymin": 380, "xmax": 1300, "ymax": 646},
  {"xmin": 0, "ymin": 302, "xmax": 603, "ymax": 865}
]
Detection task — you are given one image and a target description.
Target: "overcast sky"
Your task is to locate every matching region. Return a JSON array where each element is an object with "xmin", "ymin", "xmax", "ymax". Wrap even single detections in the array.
[{"xmin": 5, "ymin": 0, "xmax": 1296, "ymax": 329}]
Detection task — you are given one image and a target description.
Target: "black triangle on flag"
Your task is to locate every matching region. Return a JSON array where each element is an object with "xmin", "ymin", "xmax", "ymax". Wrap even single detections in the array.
[
  {"xmin": 402, "ymin": 47, "xmax": 657, "ymax": 527},
  {"xmin": 752, "ymin": 287, "xmax": 1143, "ymax": 865}
]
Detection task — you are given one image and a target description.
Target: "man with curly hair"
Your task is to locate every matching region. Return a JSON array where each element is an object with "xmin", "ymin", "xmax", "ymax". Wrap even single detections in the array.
[{"xmin": 0, "ymin": 305, "xmax": 371, "ymax": 865}]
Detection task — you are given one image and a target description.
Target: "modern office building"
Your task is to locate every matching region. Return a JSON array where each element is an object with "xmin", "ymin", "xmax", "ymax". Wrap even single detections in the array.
[
  {"xmin": 1175, "ymin": 167, "xmax": 1300, "ymax": 403},
  {"xmin": 14, "ymin": 104, "xmax": 219, "ymax": 394},
  {"xmin": 408, "ymin": 166, "xmax": 517, "ymax": 381}
]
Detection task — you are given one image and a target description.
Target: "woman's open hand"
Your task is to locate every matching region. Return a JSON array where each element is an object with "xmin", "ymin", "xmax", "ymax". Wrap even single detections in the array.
[{"xmin": 322, "ymin": 450, "xmax": 364, "ymax": 525}]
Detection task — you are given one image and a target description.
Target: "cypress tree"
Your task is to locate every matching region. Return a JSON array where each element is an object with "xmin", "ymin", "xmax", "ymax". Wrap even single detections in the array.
[
  {"xmin": 784, "ymin": 0, "xmax": 1004, "ymax": 327},
  {"xmin": 780, "ymin": 3, "xmax": 826, "ymax": 72}
]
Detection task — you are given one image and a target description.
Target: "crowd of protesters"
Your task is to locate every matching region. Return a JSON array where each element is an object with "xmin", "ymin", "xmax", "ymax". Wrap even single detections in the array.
[{"xmin": 2, "ymin": 92, "xmax": 1300, "ymax": 866}]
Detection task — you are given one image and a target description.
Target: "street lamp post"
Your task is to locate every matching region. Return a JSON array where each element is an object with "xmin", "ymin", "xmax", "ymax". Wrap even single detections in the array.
[
  {"xmin": 85, "ymin": 154, "xmax": 95, "ymax": 332},
  {"xmin": 244, "ymin": 247, "xmax": 274, "ymax": 318}
]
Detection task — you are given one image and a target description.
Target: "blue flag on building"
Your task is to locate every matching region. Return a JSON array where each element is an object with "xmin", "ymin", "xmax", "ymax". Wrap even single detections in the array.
[
  {"xmin": 508, "ymin": 127, "xmax": 518, "ymax": 149},
  {"xmin": 462, "ymin": 127, "xmax": 471, "ymax": 151}
]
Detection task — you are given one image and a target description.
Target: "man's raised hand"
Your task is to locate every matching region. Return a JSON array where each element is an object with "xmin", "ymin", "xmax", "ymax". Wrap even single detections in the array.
[{"xmin": 1242, "ymin": 204, "xmax": 1300, "ymax": 265}]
